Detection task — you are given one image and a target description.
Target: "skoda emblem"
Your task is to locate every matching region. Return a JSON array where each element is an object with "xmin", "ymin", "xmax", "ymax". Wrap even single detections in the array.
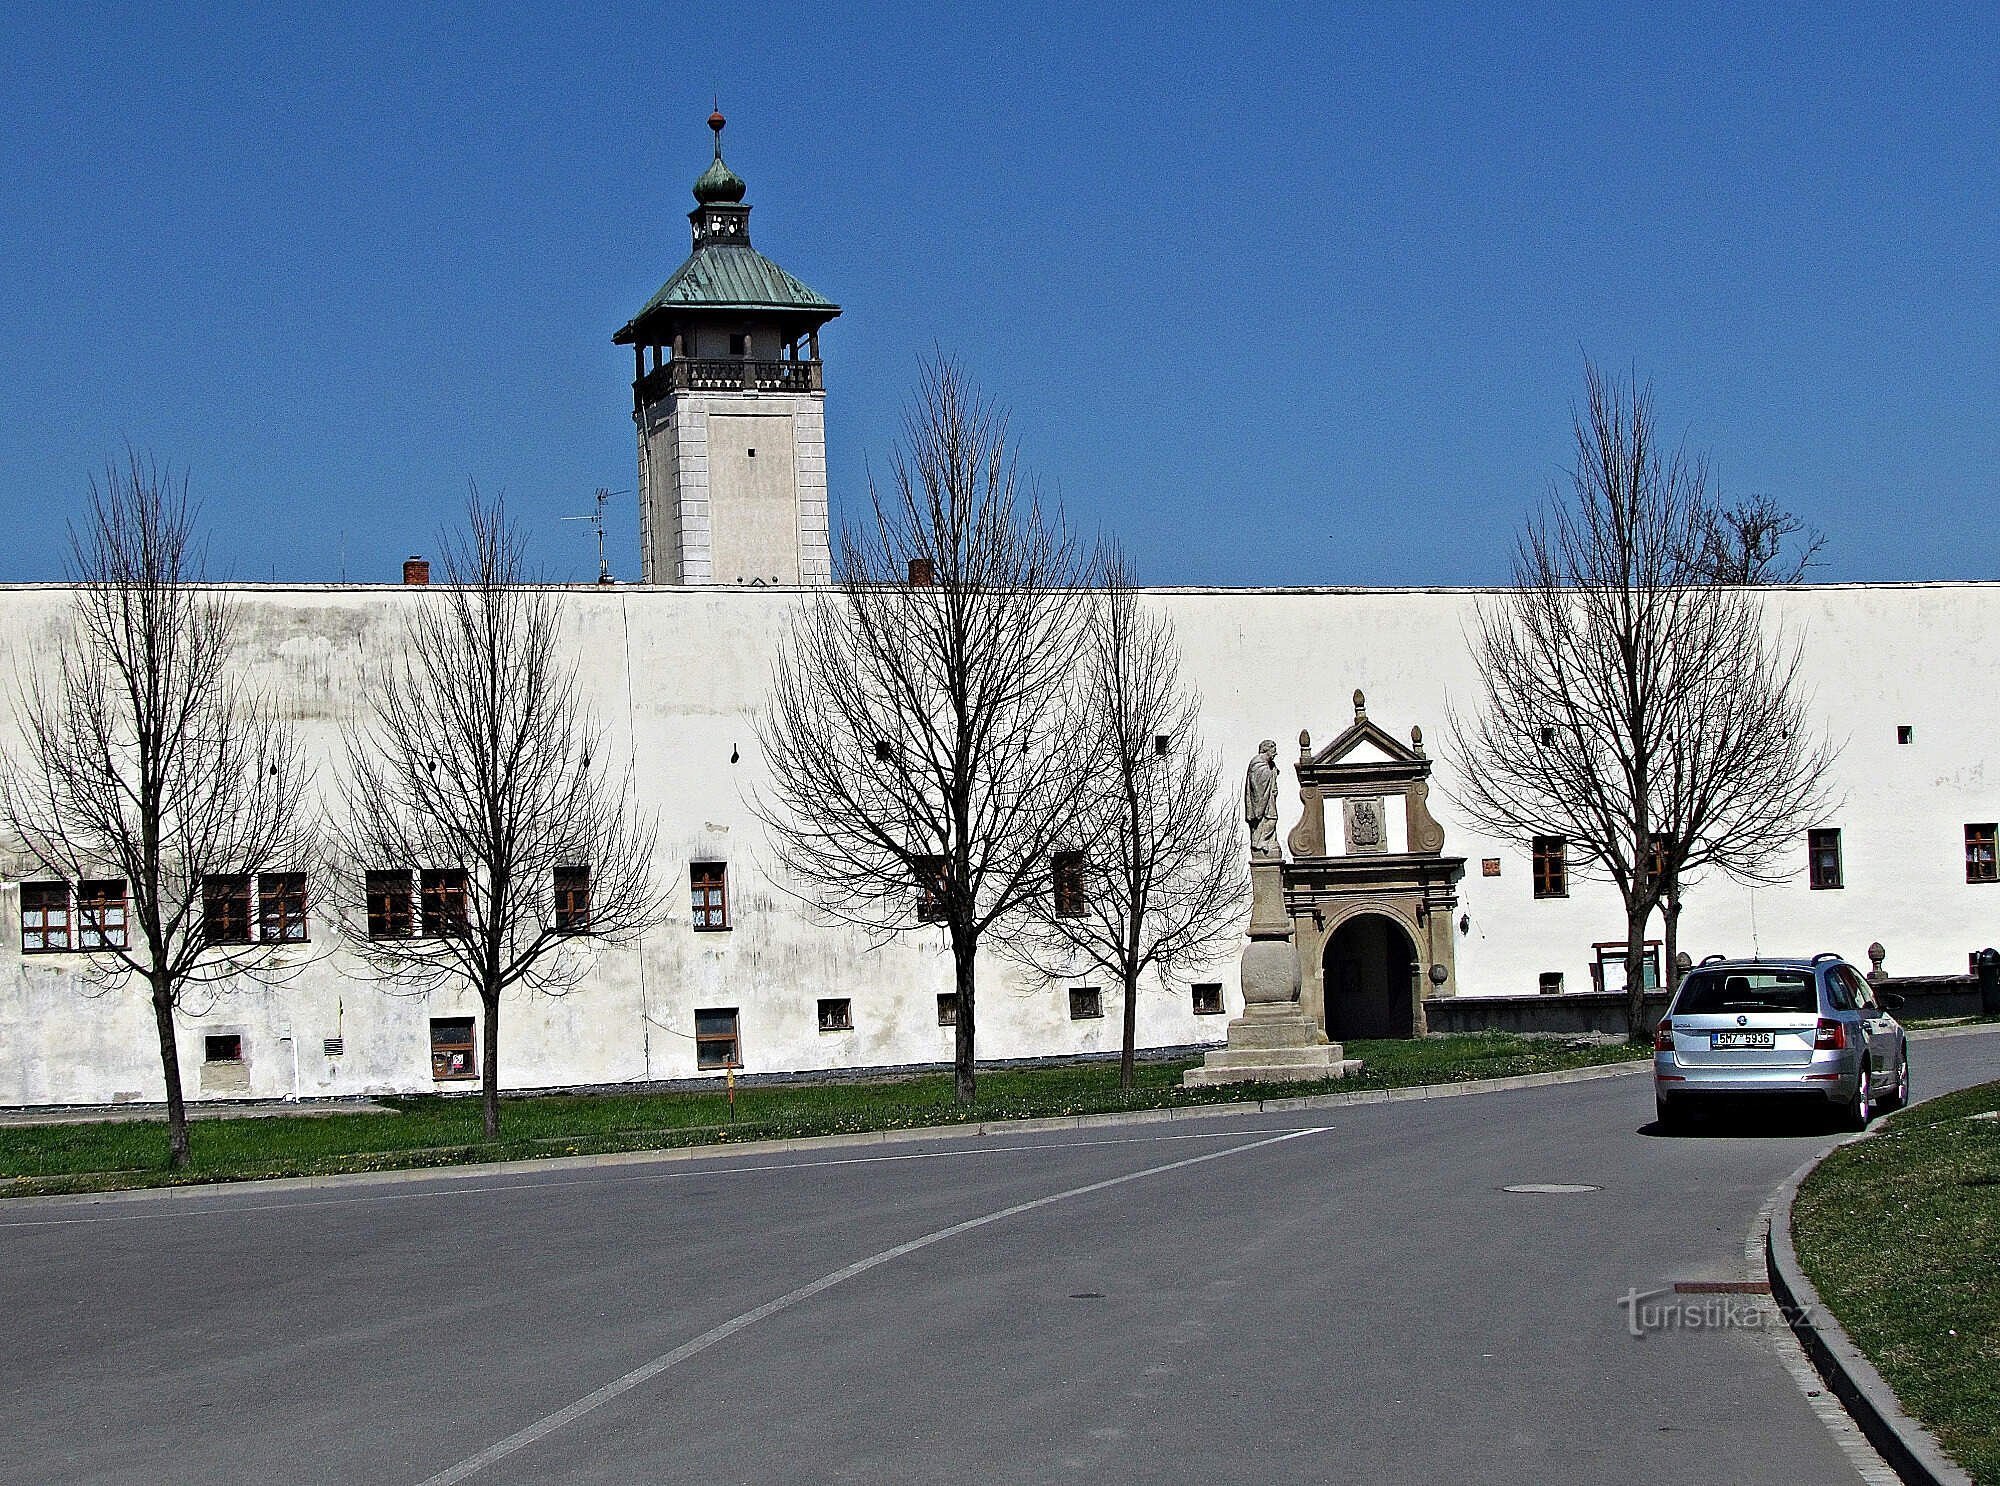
[{"xmin": 1736, "ymin": 1014, "xmax": 1749, "ymax": 1026}]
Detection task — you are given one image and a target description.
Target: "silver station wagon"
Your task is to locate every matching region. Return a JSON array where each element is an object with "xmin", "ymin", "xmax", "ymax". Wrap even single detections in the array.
[{"xmin": 1653, "ymin": 954, "xmax": 1908, "ymax": 1131}]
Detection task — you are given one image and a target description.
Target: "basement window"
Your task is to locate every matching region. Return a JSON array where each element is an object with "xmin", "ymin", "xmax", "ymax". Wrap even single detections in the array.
[
  {"xmin": 1538, "ymin": 972, "xmax": 1564, "ymax": 996},
  {"xmin": 430, "ymin": 1017, "xmax": 476, "ymax": 1081},
  {"xmin": 695, "ymin": 1007, "xmax": 741, "ymax": 1070},
  {"xmin": 817, "ymin": 997, "xmax": 853, "ymax": 1032},
  {"xmin": 1069, "ymin": 986, "xmax": 1103, "ymax": 1021},
  {"xmin": 204, "ymin": 1033, "xmax": 243, "ymax": 1063},
  {"xmin": 1192, "ymin": 982, "xmax": 1224, "ymax": 1016}
]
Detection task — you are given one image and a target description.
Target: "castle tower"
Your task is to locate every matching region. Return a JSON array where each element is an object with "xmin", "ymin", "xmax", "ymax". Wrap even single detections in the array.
[{"xmin": 615, "ymin": 111, "xmax": 841, "ymax": 585}]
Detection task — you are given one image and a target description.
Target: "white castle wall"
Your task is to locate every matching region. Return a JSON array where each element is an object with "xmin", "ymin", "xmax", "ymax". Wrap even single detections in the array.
[{"xmin": 1, "ymin": 580, "xmax": 1995, "ymax": 1107}]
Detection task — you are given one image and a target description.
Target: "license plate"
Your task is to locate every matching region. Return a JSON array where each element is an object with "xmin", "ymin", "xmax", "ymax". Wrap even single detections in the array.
[{"xmin": 1711, "ymin": 1031, "xmax": 1776, "ymax": 1049}]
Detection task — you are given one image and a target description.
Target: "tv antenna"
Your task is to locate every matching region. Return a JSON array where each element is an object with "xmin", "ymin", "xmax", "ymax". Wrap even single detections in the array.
[{"xmin": 561, "ymin": 488, "xmax": 625, "ymax": 584}]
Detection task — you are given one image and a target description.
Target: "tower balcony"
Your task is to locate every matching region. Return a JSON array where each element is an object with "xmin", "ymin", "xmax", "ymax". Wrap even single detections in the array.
[{"xmin": 637, "ymin": 357, "xmax": 823, "ymax": 404}]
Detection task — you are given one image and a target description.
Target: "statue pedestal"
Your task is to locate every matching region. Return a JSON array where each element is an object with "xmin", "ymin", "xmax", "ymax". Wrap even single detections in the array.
[{"xmin": 1184, "ymin": 859, "xmax": 1360, "ymax": 1088}]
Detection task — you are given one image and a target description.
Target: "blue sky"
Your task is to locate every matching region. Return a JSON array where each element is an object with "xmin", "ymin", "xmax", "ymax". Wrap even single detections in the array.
[{"xmin": 1, "ymin": 3, "xmax": 1993, "ymax": 586}]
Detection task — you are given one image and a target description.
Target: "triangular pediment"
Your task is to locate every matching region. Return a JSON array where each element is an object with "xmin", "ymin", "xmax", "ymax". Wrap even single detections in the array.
[{"xmin": 1306, "ymin": 716, "xmax": 1424, "ymax": 770}]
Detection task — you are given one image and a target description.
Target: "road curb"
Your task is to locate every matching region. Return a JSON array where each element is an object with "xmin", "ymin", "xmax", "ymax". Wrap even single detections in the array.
[
  {"xmin": 1, "ymin": 1057, "xmax": 1648, "ymax": 1211},
  {"xmin": 1764, "ymin": 1132, "xmax": 1975, "ymax": 1486}
]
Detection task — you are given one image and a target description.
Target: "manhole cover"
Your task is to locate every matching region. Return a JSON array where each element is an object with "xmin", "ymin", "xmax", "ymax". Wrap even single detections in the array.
[{"xmin": 1501, "ymin": 1183, "xmax": 1600, "ymax": 1194}]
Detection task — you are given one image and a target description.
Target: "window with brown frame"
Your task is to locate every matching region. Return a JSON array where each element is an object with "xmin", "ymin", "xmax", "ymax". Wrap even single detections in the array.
[
  {"xmin": 366, "ymin": 870, "xmax": 414, "ymax": 940},
  {"xmin": 20, "ymin": 882, "xmax": 70, "ymax": 953},
  {"xmin": 1967, "ymin": 824, "xmax": 1997, "ymax": 885},
  {"xmin": 690, "ymin": 863, "xmax": 728, "ymax": 931},
  {"xmin": 694, "ymin": 1006, "xmax": 740, "ymax": 1069},
  {"xmin": 258, "ymin": 873, "xmax": 308, "ymax": 942},
  {"xmin": 554, "ymin": 866, "xmax": 591, "ymax": 935},
  {"xmin": 1531, "ymin": 837, "xmax": 1567, "ymax": 899},
  {"xmin": 1192, "ymin": 982, "xmax": 1224, "ymax": 1016},
  {"xmin": 1646, "ymin": 833, "xmax": 1670, "ymax": 884},
  {"xmin": 1052, "ymin": 850, "xmax": 1087, "ymax": 918},
  {"xmin": 914, "ymin": 855, "xmax": 948, "ymax": 923},
  {"xmin": 1808, "ymin": 829, "xmax": 1843, "ymax": 891},
  {"xmin": 76, "ymin": 880, "xmax": 128, "ymax": 950},
  {"xmin": 202, "ymin": 875, "xmax": 253, "ymax": 945},
  {"xmin": 420, "ymin": 868, "xmax": 469, "ymax": 938},
  {"xmin": 429, "ymin": 1017, "xmax": 476, "ymax": 1080}
]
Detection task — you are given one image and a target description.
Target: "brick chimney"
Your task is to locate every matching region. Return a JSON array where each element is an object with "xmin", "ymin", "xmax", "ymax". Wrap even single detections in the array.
[
  {"xmin": 403, "ymin": 556, "xmax": 430, "ymax": 586},
  {"xmin": 907, "ymin": 557, "xmax": 935, "ymax": 587}
]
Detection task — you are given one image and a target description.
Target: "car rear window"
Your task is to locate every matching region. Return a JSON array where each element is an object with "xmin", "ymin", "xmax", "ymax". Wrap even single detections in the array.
[{"xmin": 1673, "ymin": 969, "xmax": 1818, "ymax": 1015}]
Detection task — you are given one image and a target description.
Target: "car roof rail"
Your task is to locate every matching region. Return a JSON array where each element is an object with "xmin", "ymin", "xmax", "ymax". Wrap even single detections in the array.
[
  {"xmin": 1811, "ymin": 950, "xmax": 1843, "ymax": 963},
  {"xmin": 1699, "ymin": 954, "xmax": 1727, "ymax": 965}
]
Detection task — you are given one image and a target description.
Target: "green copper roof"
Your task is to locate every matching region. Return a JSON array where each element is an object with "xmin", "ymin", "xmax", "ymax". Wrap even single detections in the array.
[
  {"xmin": 615, "ymin": 244, "xmax": 838, "ymax": 341},
  {"xmin": 692, "ymin": 154, "xmax": 746, "ymax": 205}
]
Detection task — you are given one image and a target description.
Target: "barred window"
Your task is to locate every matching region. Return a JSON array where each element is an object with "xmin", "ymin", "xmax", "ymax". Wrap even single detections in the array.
[
  {"xmin": 690, "ymin": 863, "xmax": 729, "ymax": 931},
  {"xmin": 202, "ymin": 875, "xmax": 253, "ymax": 945},
  {"xmin": 258, "ymin": 873, "xmax": 308, "ymax": 942},
  {"xmin": 21, "ymin": 882, "xmax": 70, "ymax": 953},
  {"xmin": 366, "ymin": 870, "xmax": 414, "ymax": 940},
  {"xmin": 420, "ymin": 869, "xmax": 469, "ymax": 938},
  {"xmin": 554, "ymin": 866, "xmax": 591, "ymax": 935},
  {"xmin": 77, "ymin": 880, "xmax": 128, "ymax": 951}
]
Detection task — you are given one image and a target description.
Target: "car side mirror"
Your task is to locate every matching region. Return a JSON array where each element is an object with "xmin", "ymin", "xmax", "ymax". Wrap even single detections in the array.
[{"xmin": 1880, "ymin": 993, "xmax": 1906, "ymax": 1010}]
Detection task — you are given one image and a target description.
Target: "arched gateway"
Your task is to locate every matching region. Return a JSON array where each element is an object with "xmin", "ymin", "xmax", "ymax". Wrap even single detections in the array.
[{"xmin": 1282, "ymin": 691, "xmax": 1467, "ymax": 1039}]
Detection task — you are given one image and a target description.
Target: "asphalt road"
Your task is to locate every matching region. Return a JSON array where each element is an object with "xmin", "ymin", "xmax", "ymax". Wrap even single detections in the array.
[{"xmin": 4, "ymin": 1028, "xmax": 1995, "ymax": 1486}]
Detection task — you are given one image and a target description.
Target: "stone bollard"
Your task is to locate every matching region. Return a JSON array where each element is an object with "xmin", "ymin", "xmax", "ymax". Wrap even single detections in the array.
[{"xmin": 1977, "ymin": 948, "xmax": 2000, "ymax": 1017}]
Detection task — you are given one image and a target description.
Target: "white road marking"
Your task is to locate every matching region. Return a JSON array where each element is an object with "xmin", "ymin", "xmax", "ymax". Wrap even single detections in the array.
[
  {"xmin": 411, "ymin": 1125, "xmax": 1329, "ymax": 1486},
  {"xmin": 1501, "ymin": 1182, "xmax": 1600, "ymax": 1193},
  {"xmin": 0, "ymin": 1124, "xmax": 1318, "ymax": 1230}
]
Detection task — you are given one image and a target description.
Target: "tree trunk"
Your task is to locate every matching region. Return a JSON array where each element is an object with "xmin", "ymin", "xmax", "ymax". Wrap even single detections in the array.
[
  {"xmin": 480, "ymin": 991, "xmax": 502, "ymax": 1139},
  {"xmin": 150, "ymin": 975, "xmax": 191, "ymax": 1171},
  {"xmin": 1662, "ymin": 889, "xmax": 1683, "ymax": 997},
  {"xmin": 951, "ymin": 932, "xmax": 977, "ymax": 1105},
  {"xmin": 1623, "ymin": 901, "xmax": 1652, "ymax": 1041},
  {"xmin": 1119, "ymin": 966, "xmax": 1139, "ymax": 1091}
]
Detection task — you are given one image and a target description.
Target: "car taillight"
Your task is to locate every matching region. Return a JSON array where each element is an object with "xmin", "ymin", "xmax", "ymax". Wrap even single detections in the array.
[
  {"xmin": 1814, "ymin": 1018, "xmax": 1847, "ymax": 1051},
  {"xmin": 1654, "ymin": 1021, "xmax": 1675, "ymax": 1051}
]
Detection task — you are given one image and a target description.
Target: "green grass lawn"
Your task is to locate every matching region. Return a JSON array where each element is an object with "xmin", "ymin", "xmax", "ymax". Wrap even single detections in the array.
[
  {"xmin": 0, "ymin": 1031, "xmax": 1647, "ymax": 1199},
  {"xmin": 1792, "ymin": 1079, "xmax": 2000, "ymax": 1484}
]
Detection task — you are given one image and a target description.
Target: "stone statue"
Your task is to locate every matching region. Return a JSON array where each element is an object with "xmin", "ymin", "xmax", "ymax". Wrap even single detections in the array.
[{"xmin": 1244, "ymin": 740, "xmax": 1281, "ymax": 859}]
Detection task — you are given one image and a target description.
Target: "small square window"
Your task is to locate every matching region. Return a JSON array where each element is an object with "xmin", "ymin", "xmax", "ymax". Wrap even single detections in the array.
[
  {"xmin": 817, "ymin": 997, "xmax": 853, "ymax": 1032},
  {"xmin": 1896, "ymin": 725, "xmax": 1914, "ymax": 745},
  {"xmin": 420, "ymin": 868, "xmax": 469, "ymax": 938},
  {"xmin": 1192, "ymin": 982, "xmax": 1224, "ymax": 1016},
  {"xmin": 1808, "ymin": 828, "xmax": 1843, "ymax": 891},
  {"xmin": 204, "ymin": 1033, "xmax": 243, "ymax": 1064},
  {"xmin": 691, "ymin": 862, "xmax": 729, "ymax": 930},
  {"xmin": 1153, "ymin": 734, "xmax": 1171, "ymax": 757},
  {"xmin": 1481, "ymin": 857, "xmax": 1501, "ymax": 877},
  {"xmin": 366, "ymin": 870, "xmax": 414, "ymax": 940},
  {"xmin": 746, "ymin": 447, "xmax": 756, "ymax": 458},
  {"xmin": 430, "ymin": 1017, "xmax": 476, "ymax": 1081},
  {"xmin": 1539, "ymin": 725, "xmax": 1557, "ymax": 747},
  {"xmin": 695, "ymin": 1007, "xmax": 741, "ymax": 1069},
  {"xmin": 1538, "ymin": 972, "xmax": 1564, "ymax": 995},
  {"xmin": 20, "ymin": 881, "xmax": 71, "ymax": 953},
  {"xmin": 1069, "ymin": 986, "xmax": 1103, "ymax": 1020},
  {"xmin": 937, "ymin": 993, "xmax": 957, "ymax": 1027},
  {"xmin": 1967, "ymin": 824, "xmax": 1997, "ymax": 885},
  {"xmin": 874, "ymin": 739, "xmax": 894, "ymax": 762},
  {"xmin": 554, "ymin": 865, "xmax": 591, "ymax": 935}
]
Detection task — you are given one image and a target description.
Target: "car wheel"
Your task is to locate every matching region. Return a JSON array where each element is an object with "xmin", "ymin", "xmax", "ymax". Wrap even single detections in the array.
[
  {"xmin": 1841, "ymin": 1063, "xmax": 1873, "ymax": 1131},
  {"xmin": 1890, "ymin": 1050, "xmax": 1910, "ymax": 1109}
]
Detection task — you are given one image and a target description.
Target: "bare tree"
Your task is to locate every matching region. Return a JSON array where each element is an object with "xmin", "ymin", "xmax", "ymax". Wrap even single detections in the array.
[
  {"xmin": 1010, "ymin": 550, "xmax": 1246, "ymax": 1088},
  {"xmin": 329, "ymin": 491, "xmax": 663, "ymax": 1138},
  {"xmin": 1, "ymin": 455, "xmax": 317, "ymax": 1169},
  {"xmin": 1690, "ymin": 493, "xmax": 1826, "ymax": 585},
  {"xmin": 754, "ymin": 358, "xmax": 1094, "ymax": 1103},
  {"xmin": 1449, "ymin": 364, "xmax": 1724, "ymax": 1036}
]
